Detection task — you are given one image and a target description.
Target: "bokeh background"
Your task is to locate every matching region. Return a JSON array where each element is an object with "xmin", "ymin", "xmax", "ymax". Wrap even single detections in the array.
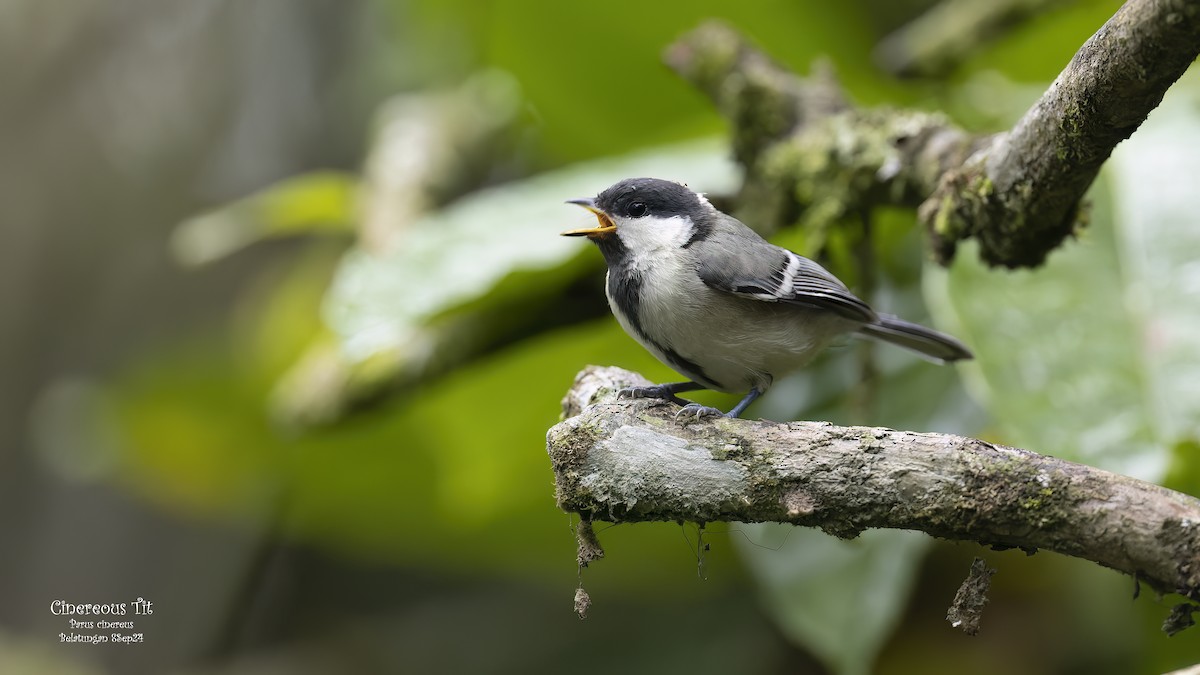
[{"xmin": 2, "ymin": 1, "xmax": 1199, "ymax": 673}]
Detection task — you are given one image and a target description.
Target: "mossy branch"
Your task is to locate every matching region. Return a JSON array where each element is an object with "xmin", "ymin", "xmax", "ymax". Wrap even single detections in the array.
[
  {"xmin": 666, "ymin": 0, "xmax": 1200, "ymax": 268},
  {"xmin": 547, "ymin": 366, "xmax": 1200, "ymax": 632}
]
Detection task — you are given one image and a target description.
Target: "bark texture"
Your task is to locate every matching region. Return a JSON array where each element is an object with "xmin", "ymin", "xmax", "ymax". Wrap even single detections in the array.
[
  {"xmin": 925, "ymin": 0, "xmax": 1200, "ymax": 266},
  {"xmin": 666, "ymin": 0, "xmax": 1200, "ymax": 267},
  {"xmin": 548, "ymin": 367, "xmax": 1200, "ymax": 613},
  {"xmin": 946, "ymin": 558, "xmax": 996, "ymax": 636}
]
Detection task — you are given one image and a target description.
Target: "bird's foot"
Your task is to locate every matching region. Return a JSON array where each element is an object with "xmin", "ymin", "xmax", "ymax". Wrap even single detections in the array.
[
  {"xmin": 618, "ymin": 385, "xmax": 689, "ymax": 406},
  {"xmin": 674, "ymin": 403, "xmax": 725, "ymax": 423}
]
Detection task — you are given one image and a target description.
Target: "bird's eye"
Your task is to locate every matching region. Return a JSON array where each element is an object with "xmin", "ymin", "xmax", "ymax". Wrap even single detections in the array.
[{"xmin": 627, "ymin": 201, "xmax": 648, "ymax": 218}]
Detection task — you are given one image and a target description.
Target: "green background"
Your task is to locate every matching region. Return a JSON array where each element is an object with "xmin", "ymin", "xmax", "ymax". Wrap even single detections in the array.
[{"xmin": 2, "ymin": 1, "xmax": 1198, "ymax": 673}]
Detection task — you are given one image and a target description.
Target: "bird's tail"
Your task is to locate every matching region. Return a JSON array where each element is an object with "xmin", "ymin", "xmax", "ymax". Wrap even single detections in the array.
[{"xmin": 857, "ymin": 314, "xmax": 973, "ymax": 364}]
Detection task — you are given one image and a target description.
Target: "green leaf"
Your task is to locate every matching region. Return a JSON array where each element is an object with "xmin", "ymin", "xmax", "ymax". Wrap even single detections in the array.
[
  {"xmin": 738, "ymin": 355, "xmax": 978, "ymax": 674},
  {"xmin": 323, "ymin": 138, "xmax": 737, "ymax": 362},
  {"xmin": 1106, "ymin": 76, "xmax": 1200, "ymax": 474},
  {"xmin": 171, "ymin": 171, "xmax": 356, "ymax": 267},
  {"xmin": 270, "ymin": 140, "xmax": 739, "ymax": 426},
  {"xmin": 737, "ymin": 526, "xmax": 930, "ymax": 675},
  {"xmin": 926, "ymin": 222, "xmax": 1160, "ymax": 478},
  {"xmin": 927, "ymin": 73, "xmax": 1200, "ymax": 482}
]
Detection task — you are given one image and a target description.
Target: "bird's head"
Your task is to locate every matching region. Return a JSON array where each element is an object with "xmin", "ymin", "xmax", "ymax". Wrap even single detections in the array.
[{"xmin": 562, "ymin": 177, "xmax": 715, "ymax": 252}]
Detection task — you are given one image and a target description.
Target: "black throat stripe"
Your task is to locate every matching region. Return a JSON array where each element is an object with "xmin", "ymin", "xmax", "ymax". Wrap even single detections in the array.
[{"xmin": 601, "ymin": 246, "xmax": 721, "ymax": 390}]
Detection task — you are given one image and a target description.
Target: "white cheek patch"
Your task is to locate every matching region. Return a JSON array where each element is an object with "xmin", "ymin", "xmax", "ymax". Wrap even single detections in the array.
[{"xmin": 616, "ymin": 215, "xmax": 695, "ymax": 261}]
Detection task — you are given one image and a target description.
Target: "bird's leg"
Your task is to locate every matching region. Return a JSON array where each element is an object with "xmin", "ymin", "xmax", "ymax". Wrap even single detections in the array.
[
  {"xmin": 618, "ymin": 381, "xmax": 705, "ymax": 406},
  {"xmin": 724, "ymin": 387, "xmax": 763, "ymax": 418},
  {"xmin": 675, "ymin": 387, "xmax": 763, "ymax": 422}
]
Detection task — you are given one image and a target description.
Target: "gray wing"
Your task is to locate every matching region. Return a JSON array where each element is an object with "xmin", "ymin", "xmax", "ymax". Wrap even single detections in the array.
[{"xmin": 693, "ymin": 219, "xmax": 876, "ymax": 323}]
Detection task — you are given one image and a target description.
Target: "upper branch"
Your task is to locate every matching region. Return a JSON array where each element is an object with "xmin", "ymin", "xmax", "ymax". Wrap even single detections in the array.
[
  {"xmin": 666, "ymin": 0, "xmax": 1200, "ymax": 268},
  {"xmin": 928, "ymin": 0, "xmax": 1200, "ymax": 266},
  {"xmin": 873, "ymin": 0, "xmax": 1074, "ymax": 79},
  {"xmin": 548, "ymin": 366, "xmax": 1200, "ymax": 609}
]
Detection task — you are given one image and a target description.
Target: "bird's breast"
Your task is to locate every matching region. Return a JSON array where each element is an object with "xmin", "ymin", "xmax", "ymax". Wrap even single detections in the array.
[{"xmin": 605, "ymin": 261, "xmax": 851, "ymax": 393}]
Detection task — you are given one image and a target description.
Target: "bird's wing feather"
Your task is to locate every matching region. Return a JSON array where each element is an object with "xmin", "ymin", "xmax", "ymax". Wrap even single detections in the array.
[{"xmin": 694, "ymin": 218, "xmax": 876, "ymax": 323}]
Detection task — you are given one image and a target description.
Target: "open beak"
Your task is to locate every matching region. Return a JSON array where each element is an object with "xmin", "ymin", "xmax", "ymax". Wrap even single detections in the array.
[{"xmin": 561, "ymin": 197, "xmax": 617, "ymax": 238}]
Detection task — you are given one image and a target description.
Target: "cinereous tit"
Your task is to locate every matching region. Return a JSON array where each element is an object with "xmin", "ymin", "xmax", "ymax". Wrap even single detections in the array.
[{"xmin": 563, "ymin": 177, "xmax": 972, "ymax": 419}]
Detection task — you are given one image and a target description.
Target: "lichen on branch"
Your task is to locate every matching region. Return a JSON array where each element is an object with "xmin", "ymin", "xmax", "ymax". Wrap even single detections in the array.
[
  {"xmin": 547, "ymin": 366, "xmax": 1200, "ymax": 633},
  {"xmin": 667, "ymin": 0, "xmax": 1200, "ymax": 268}
]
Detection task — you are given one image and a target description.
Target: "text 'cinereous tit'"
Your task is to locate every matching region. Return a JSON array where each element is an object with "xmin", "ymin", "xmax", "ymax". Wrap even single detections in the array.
[{"xmin": 563, "ymin": 177, "xmax": 972, "ymax": 419}]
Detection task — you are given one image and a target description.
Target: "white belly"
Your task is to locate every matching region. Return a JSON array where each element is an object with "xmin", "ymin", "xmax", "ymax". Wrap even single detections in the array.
[{"xmin": 606, "ymin": 266, "xmax": 858, "ymax": 394}]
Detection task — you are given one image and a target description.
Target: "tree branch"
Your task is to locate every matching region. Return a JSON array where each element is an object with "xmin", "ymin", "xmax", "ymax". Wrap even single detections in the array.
[
  {"xmin": 925, "ymin": 0, "xmax": 1200, "ymax": 267},
  {"xmin": 665, "ymin": 0, "xmax": 1200, "ymax": 267},
  {"xmin": 547, "ymin": 367, "xmax": 1200, "ymax": 627},
  {"xmin": 873, "ymin": 0, "xmax": 1073, "ymax": 79}
]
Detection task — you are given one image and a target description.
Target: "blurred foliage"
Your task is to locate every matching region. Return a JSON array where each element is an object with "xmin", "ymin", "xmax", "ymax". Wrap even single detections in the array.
[
  {"xmin": 280, "ymin": 139, "xmax": 738, "ymax": 426},
  {"xmin": 107, "ymin": 245, "xmax": 749, "ymax": 588},
  {"xmin": 739, "ymin": 527, "xmax": 930, "ymax": 675},
  {"xmin": 402, "ymin": 0, "xmax": 888, "ymax": 163},
  {"xmin": 20, "ymin": 0, "xmax": 1200, "ymax": 674},
  {"xmin": 931, "ymin": 71, "xmax": 1200, "ymax": 484},
  {"xmin": 321, "ymin": 141, "xmax": 735, "ymax": 363},
  {"xmin": 171, "ymin": 172, "xmax": 358, "ymax": 268},
  {"xmin": 1107, "ymin": 77, "xmax": 1200, "ymax": 488},
  {"xmin": 0, "ymin": 631, "xmax": 102, "ymax": 675},
  {"xmin": 932, "ymin": 180, "xmax": 1164, "ymax": 480}
]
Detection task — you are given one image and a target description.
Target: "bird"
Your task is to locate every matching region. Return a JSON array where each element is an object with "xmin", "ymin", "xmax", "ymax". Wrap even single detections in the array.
[{"xmin": 562, "ymin": 177, "xmax": 972, "ymax": 420}]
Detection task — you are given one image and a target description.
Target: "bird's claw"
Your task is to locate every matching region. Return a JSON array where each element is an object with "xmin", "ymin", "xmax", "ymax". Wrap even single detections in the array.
[{"xmin": 674, "ymin": 403, "xmax": 725, "ymax": 423}]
